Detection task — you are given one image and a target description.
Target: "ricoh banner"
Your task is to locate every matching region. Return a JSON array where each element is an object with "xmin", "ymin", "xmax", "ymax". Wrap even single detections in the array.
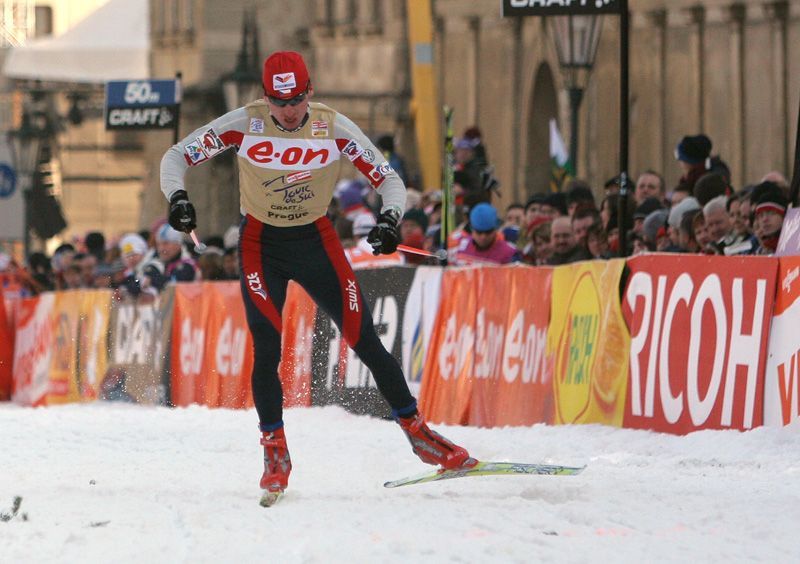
[{"xmin": 623, "ymin": 255, "xmax": 778, "ymax": 434}]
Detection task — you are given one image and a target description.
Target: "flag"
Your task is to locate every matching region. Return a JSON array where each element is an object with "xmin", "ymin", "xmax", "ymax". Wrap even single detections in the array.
[{"xmin": 549, "ymin": 119, "xmax": 574, "ymax": 192}]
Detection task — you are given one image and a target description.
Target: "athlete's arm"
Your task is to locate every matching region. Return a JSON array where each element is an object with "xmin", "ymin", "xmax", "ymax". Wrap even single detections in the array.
[
  {"xmin": 160, "ymin": 107, "xmax": 250, "ymax": 201},
  {"xmin": 333, "ymin": 113, "xmax": 406, "ymax": 215}
]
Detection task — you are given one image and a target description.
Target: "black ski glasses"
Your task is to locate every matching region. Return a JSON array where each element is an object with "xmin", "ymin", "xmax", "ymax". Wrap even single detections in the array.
[{"xmin": 268, "ymin": 89, "xmax": 308, "ymax": 107}]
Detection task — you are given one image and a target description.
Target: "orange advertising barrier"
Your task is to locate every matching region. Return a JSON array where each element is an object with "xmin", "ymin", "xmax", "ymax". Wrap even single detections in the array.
[
  {"xmin": 548, "ymin": 259, "xmax": 630, "ymax": 427},
  {"xmin": 12, "ymin": 294, "xmax": 55, "ymax": 406},
  {"xmin": 203, "ymin": 282, "xmax": 254, "ymax": 409},
  {"xmin": 171, "ymin": 283, "xmax": 212, "ymax": 406},
  {"xmin": 419, "ymin": 268, "xmax": 478, "ymax": 425},
  {"xmin": 419, "ymin": 266, "xmax": 554, "ymax": 427},
  {"xmin": 0, "ymin": 285, "xmax": 13, "ymax": 400},
  {"xmin": 171, "ymin": 281, "xmax": 315, "ymax": 409}
]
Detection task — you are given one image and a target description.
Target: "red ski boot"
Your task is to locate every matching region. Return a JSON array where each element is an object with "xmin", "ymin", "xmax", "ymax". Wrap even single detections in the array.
[
  {"xmin": 259, "ymin": 427, "xmax": 291, "ymax": 506},
  {"xmin": 397, "ymin": 414, "xmax": 476, "ymax": 470}
]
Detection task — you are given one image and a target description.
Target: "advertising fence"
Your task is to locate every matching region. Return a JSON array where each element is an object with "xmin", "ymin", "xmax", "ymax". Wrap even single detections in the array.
[{"xmin": 4, "ymin": 256, "xmax": 800, "ymax": 436}]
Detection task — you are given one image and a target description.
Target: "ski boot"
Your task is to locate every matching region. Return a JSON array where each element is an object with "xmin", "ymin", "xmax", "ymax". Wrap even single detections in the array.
[
  {"xmin": 397, "ymin": 413, "xmax": 476, "ymax": 470},
  {"xmin": 259, "ymin": 427, "xmax": 292, "ymax": 507}
]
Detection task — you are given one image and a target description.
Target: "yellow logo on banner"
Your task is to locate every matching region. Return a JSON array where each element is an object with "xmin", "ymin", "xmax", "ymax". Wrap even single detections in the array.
[
  {"xmin": 550, "ymin": 260, "xmax": 631, "ymax": 427},
  {"xmin": 554, "ymin": 271, "xmax": 600, "ymax": 423}
]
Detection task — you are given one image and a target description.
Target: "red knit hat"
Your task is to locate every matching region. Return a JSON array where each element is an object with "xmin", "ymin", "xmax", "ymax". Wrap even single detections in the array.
[{"xmin": 262, "ymin": 51, "xmax": 310, "ymax": 99}]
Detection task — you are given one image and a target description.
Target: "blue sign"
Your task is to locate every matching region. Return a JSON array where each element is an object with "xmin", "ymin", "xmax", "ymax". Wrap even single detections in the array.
[
  {"xmin": 105, "ymin": 79, "xmax": 181, "ymax": 130},
  {"xmin": 106, "ymin": 80, "xmax": 180, "ymax": 107},
  {"xmin": 0, "ymin": 163, "xmax": 17, "ymax": 199}
]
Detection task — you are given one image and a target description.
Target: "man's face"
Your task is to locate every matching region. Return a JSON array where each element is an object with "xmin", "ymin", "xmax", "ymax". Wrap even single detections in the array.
[
  {"xmin": 635, "ymin": 173, "xmax": 662, "ymax": 204},
  {"xmin": 267, "ymin": 87, "xmax": 312, "ymax": 130},
  {"xmin": 704, "ymin": 208, "xmax": 732, "ymax": 241},
  {"xmin": 79, "ymin": 254, "xmax": 97, "ymax": 284},
  {"xmin": 738, "ymin": 199, "xmax": 753, "ymax": 232},
  {"xmin": 157, "ymin": 240, "xmax": 182, "ymax": 262},
  {"xmin": 525, "ymin": 203, "xmax": 543, "ymax": 226},
  {"xmin": 572, "ymin": 216, "xmax": 595, "ymax": 244},
  {"xmin": 754, "ymin": 210, "xmax": 784, "ymax": 241},
  {"xmin": 505, "ymin": 207, "xmax": 524, "ymax": 227},
  {"xmin": 454, "ymin": 147, "xmax": 474, "ymax": 165},
  {"xmin": 471, "ymin": 228, "xmax": 497, "ymax": 250},
  {"xmin": 401, "ymin": 220, "xmax": 424, "ymax": 241},
  {"xmin": 551, "ymin": 218, "xmax": 574, "ymax": 254}
]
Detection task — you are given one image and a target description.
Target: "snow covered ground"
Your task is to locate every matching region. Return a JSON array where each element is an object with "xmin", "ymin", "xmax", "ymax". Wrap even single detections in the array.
[{"xmin": 1, "ymin": 403, "xmax": 798, "ymax": 563}]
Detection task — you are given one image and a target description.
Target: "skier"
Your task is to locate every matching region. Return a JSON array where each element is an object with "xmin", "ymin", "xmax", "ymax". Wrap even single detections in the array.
[{"xmin": 160, "ymin": 51, "xmax": 473, "ymax": 504}]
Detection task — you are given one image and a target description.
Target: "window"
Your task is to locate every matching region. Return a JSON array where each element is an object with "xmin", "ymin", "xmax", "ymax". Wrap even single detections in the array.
[{"xmin": 34, "ymin": 5, "xmax": 52, "ymax": 37}]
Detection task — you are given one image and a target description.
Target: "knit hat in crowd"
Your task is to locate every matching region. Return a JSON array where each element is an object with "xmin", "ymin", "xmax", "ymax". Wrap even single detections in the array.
[
  {"xmin": 119, "ymin": 233, "xmax": 148, "ymax": 258},
  {"xmin": 675, "ymin": 134, "xmax": 712, "ymax": 165},
  {"xmin": 694, "ymin": 173, "xmax": 731, "ymax": 206},
  {"xmin": 642, "ymin": 209, "xmax": 669, "ymax": 244},
  {"xmin": 753, "ymin": 183, "xmax": 789, "ymax": 218},
  {"xmin": 155, "ymin": 223, "xmax": 185, "ymax": 244},
  {"xmin": 668, "ymin": 196, "xmax": 701, "ymax": 229},
  {"xmin": 469, "ymin": 202, "xmax": 500, "ymax": 232},
  {"xmin": 262, "ymin": 51, "xmax": 310, "ymax": 100}
]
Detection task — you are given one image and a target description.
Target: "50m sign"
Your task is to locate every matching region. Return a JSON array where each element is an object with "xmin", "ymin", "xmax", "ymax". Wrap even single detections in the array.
[{"xmin": 105, "ymin": 79, "xmax": 181, "ymax": 131}]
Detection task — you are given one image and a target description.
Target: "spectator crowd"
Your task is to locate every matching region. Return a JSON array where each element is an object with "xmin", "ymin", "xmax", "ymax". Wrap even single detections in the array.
[{"xmin": 0, "ymin": 129, "xmax": 794, "ymax": 298}]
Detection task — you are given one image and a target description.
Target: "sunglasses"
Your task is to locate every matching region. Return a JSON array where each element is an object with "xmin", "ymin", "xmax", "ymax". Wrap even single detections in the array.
[
  {"xmin": 268, "ymin": 89, "xmax": 308, "ymax": 107},
  {"xmin": 474, "ymin": 229, "xmax": 495, "ymax": 235}
]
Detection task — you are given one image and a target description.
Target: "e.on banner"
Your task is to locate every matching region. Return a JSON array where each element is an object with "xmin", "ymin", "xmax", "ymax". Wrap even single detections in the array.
[
  {"xmin": 623, "ymin": 255, "xmax": 778, "ymax": 434},
  {"xmin": 548, "ymin": 260, "xmax": 630, "ymax": 427},
  {"xmin": 12, "ymin": 294, "xmax": 55, "ymax": 406},
  {"xmin": 419, "ymin": 268, "xmax": 478, "ymax": 424},
  {"xmin": 764, "ymin": 256, "xmax": 800, "ymax": 426},
  {"xmin": 419, "ymin": 266, "xmax": 553, "ymax": 427},
  {"xmin": 203, "ymin": 282, "xmax": 254, "ymax": 409},
  {"xmin": 171, "ymin": 283, "xmax": 211, "ymax": 406},
  {"xmin": 486, "ymin": 266, "xmax": 553, "ymax": 427}
]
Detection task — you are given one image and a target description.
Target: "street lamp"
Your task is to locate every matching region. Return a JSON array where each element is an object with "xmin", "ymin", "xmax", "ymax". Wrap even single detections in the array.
[
  {"xmin": 221, "ymin": 11, "xmax": 263, "ymax": 112},
  {"xmin": 549, "ymin": 15, "xmax": 603, "ymax": 172},
  {"xmin": 8, "ymin": 109, "xmax": 47, "ymax": 259}
]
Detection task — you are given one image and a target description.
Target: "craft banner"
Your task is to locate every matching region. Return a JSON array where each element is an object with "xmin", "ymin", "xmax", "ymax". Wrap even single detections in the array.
[
  {"xmin": 490, "ymin": 266, "xmax": 554, "ymax": 427},
  {"xmin": 171, "ymin": 284, "xmax": 211, "ymax": 406},
  {"xmin": 311, "ymin": 266, "xmax": 418, "ymax": 417},
  {"xmin": 419, "ymin": 268, "xmax": 479, "ymax": 425},
  {"xmin": 48, "ymin": 291, "xmax": 83, "ymax": 404},
  {"xmin": 623, "ymin": 255, "xmax": 777, "ymax": 434},
  {"xmin": 12, "ymin": 294, "xmax": 54, "ymax": 406},
  {"xmin": 764, "ymin": 256, "xmax": 800, "ymax": 425},
  {"xmin": 76, "ymin": 289, "xmax": 113, "ymax": 401},
  {"xmin": 0, "ymin": 285, "xmax": 12, "ymax": 400},
  {"xmin": 202, "ymin": 282, "xmax": 254, "ymax": 409},
  {"xmin": 103, "ymin": 288, "xmax": 175, "ymax": 404},
  {"xmin": 278, "ymin": 281, "xmax": 316, "ymax": 408},
  {"xmin": 548, "ymin": 259, "xmax": 630, "ymax": 427}
]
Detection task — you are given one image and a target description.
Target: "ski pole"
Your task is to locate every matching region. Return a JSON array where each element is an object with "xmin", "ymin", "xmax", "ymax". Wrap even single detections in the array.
[
  {"xmin": 189, "ymin": 230, "xmax": 207, "ymax": 253},
  {"xmin": 397, "ymin": 244, "xmax": 447, "ymax": 261}
]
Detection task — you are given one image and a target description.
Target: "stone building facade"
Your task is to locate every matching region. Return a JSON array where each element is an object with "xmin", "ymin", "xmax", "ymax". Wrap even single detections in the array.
[{"xmin": 142, "ymin": 0, "xmax": 800, "ymax": 233}]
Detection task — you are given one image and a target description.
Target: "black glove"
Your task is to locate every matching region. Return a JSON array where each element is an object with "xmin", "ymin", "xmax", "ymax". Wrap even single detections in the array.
[
  {"xmin": 168, "ymin": 190, "xmax": 197, "ymax": 233},
  {"xmin": 367, "ymin": 208, "xmax": 401, "ymax": 255}
]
